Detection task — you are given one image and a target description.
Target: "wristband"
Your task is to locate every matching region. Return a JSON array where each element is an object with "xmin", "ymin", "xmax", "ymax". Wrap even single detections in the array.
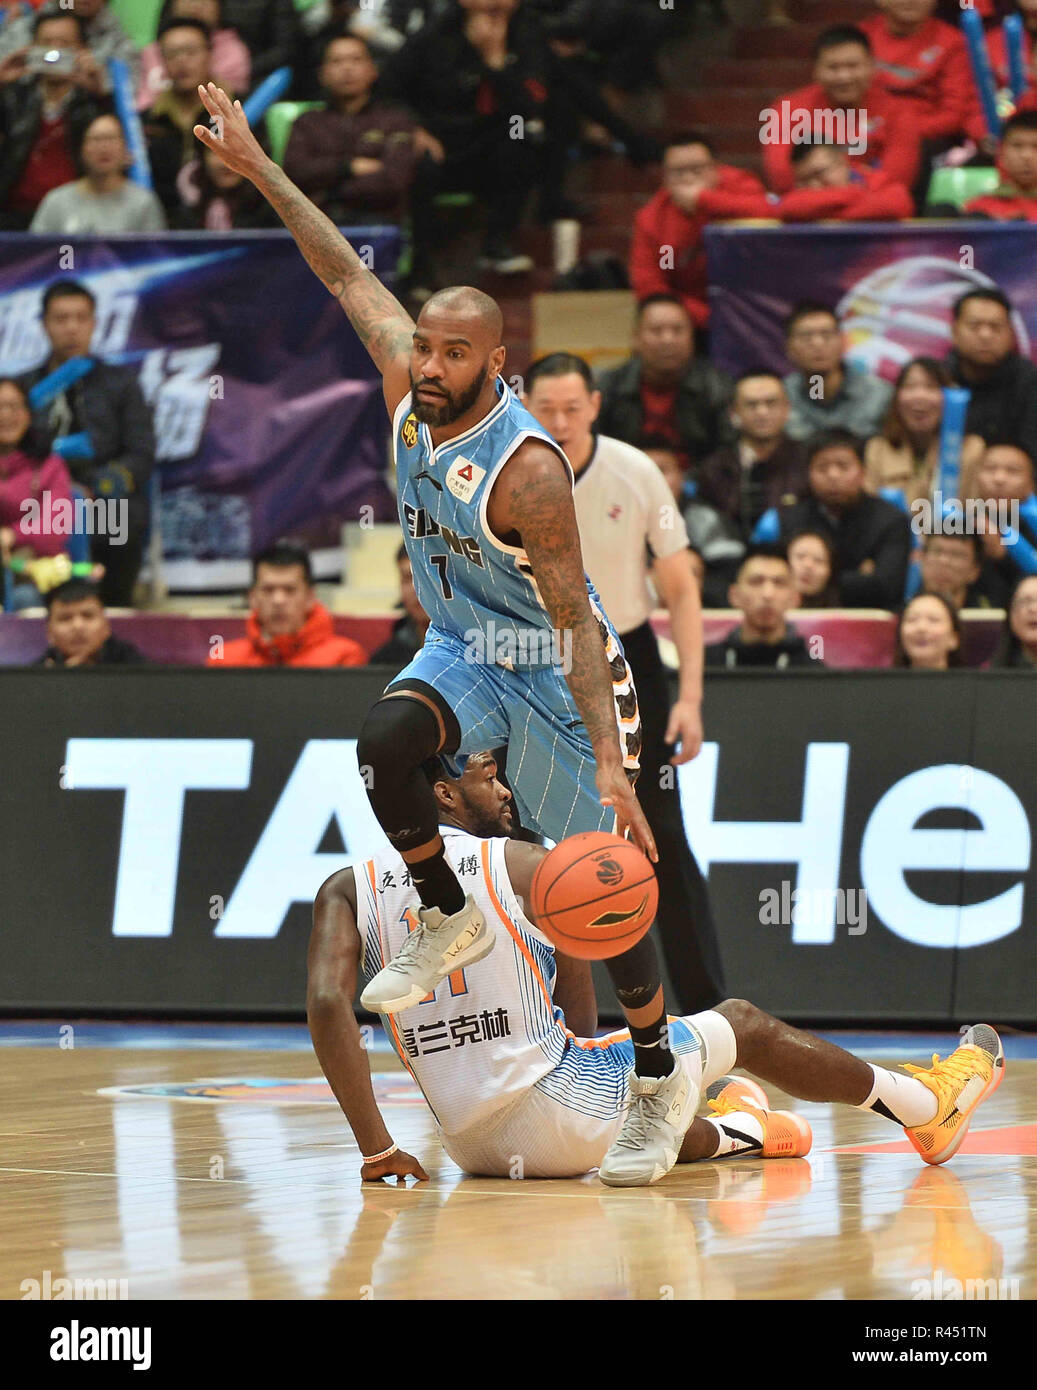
[{"xmin": 361, "ymin": 1142, "xmax": 397, "ymax": 1165}]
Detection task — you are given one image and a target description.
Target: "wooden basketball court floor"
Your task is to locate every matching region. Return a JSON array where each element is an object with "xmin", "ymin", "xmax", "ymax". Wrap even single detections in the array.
[{"xmin": 1, "ymin": 1022, "xmax": 1034, "ymax": 1302}]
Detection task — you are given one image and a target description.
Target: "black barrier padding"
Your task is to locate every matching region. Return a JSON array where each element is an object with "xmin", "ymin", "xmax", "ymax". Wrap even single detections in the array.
[{"xmin": 1, "ymin": 668, "xmax": 1034, "ymax": 1024}]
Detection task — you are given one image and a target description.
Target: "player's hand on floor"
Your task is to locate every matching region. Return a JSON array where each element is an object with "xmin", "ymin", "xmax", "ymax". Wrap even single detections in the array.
[
  {"xmin": 193, "ymin": 83, "xmax": 268, "ymax": 182},
  {"xmin": 597, "ymin": 764, "xmax": 658, "ymax": 863},
  {"xmin": 665, "ymin": 699, "xmax": 703, "ymax": 765},
  {"xmin": 361, "ymin": 1149, "xmax": 430, "ymax": 1184}
]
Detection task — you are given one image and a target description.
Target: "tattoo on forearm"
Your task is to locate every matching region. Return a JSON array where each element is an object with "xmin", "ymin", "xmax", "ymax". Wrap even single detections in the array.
[
  {"xmin": 256, "ymin": 163, "xmax": 414, "ymax": 372},
  {"xmin": 508, "ymin": 455, "xmax": 622, "ymax": 761}
]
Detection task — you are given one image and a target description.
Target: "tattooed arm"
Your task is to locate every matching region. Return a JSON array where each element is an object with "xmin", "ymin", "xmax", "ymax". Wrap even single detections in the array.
[
  {"xmin": 488, "ymin": 441, "xmax": 657, "ymax": 860},
  {"xmin": 192, "ymin": 84, "xmax": 413, "ymax": 411}
]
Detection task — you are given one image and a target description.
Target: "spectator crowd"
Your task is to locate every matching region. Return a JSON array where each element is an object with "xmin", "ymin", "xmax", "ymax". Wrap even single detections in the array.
[{"xmin": 0, "ymin": 0, "xmax": 1036, "ymax": 675}]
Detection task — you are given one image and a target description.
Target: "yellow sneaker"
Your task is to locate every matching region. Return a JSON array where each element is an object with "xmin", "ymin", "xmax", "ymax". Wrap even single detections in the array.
[
  {"xmin": 902, "ymin": 1024, "xmax": 1005, "ymax": 1166},
  {"xmin": 705, "ymin": 1075, "xmax": 812, "ymax": 1158}
]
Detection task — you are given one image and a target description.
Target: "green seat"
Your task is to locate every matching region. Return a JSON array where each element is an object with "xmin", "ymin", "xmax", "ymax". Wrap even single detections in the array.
[
  {"xmin": 266, "ymin": 101, "xmax": 325, "ymax": 165},
  {"xmin": 108, "ymin": 0, "xmax": 164, "ymax": 47},
  {"xmin": 926, "ymin": 166, "xmax": 1000, "ymax": 210}
]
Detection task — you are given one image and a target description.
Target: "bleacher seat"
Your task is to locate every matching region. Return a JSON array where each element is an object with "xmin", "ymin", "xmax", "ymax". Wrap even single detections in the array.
[
  {"xmin": 266, "ymin": 102, "xmax": 325, "ymax": 165},
  {"xmin": 109, "ymin": 0, "xmax": 164, "ymax": 48},
  {"xmin": 926, "ymin": 166, "xmax": 1000, "ymax": 210}
]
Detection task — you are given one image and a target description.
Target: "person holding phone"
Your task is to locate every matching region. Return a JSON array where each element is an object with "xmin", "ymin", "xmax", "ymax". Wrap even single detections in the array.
[{"xmin": 0, "ymin": 7, "xmax": 109, "ymax": 230}]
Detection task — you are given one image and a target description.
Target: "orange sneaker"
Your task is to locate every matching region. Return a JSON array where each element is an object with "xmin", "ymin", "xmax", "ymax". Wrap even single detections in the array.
[
  {"xmin": 705, "ymin": 1075, "xmax": 813, "ymax": 1158},
  {"xmin": 902, "ymin": 1024, "xmax": 1005, "ymax": 1166}
]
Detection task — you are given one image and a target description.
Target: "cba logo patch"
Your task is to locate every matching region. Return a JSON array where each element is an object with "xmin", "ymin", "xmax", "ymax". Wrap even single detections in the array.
[{"xmin": 402, "ymin": 413, "xmax": 419, "ymax": 449}]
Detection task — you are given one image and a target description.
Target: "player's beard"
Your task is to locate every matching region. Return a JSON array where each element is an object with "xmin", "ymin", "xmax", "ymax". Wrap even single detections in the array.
[
  {"xmin": 459, "ymin": 790, "xmax": 512, "ymax": 839},
  {"xmin": 411, "ymin": 365, "xmax": 488, "ymax": 425}
]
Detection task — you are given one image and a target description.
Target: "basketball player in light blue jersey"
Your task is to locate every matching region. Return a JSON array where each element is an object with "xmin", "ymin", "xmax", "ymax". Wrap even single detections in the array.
[{"xmin": 197, "ymin": 84, "xmax": 697, "ymax": 1185}]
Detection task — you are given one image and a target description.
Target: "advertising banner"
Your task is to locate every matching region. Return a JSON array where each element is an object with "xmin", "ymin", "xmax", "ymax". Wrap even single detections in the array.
[
  {"xmin": 706, "ymin": 223, "xmax": 1037, "ymax": 382},
  {"xmin": 0, "ymin": 231, "xmax": 400, "ymax": 589},
  {"xmin": 2, "ymin": 669, "xmax": 1033, "ymax": 1023}
]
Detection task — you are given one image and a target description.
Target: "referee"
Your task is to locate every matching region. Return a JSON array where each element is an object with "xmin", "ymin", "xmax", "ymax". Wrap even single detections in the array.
[{"xmin": 524, "ymin": 352, "xmax": 726, "ymax": 1013}]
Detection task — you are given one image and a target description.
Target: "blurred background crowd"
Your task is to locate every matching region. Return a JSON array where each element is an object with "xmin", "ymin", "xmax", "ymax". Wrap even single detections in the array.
[{"xmin": 1, "ymin": 0, "xmax": 1036, "ymax": 677}]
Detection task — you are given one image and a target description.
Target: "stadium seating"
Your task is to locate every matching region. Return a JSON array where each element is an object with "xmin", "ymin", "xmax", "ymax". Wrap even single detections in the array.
[
  {"xmin": 926, "ymin": 166, "xmax": 1001, "ymax": 210},
  {"xmin": 109, "ymin": 0, "xmax": 163, "ymax": 48}
]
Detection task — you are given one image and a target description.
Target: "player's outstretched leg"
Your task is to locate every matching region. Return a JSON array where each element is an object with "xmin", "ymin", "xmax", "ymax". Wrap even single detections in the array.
[
  {"xmin": 598, "ymin": 935, "xmax": 697, "ymax": 1187},
  {"xmin": 699, "ymin": 1001, "xmax": 1005, "ymax": 1168},
  {"xmin": 357, "ymin": 693, "xmax": 494, "ymax": 1013}
]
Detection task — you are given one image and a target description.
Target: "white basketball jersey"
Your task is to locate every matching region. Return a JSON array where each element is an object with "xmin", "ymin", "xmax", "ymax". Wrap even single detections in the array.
[{"xmin": 355, "ymin": 826, "xmax": 571, "ymax": 1135}]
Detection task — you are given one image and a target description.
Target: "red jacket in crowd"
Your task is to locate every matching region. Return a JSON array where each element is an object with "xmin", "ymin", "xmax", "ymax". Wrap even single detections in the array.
[
  {"xmin": 629, "ymin": 166, "xmax": 766, "ymax": 327},
  {"xmin": 697, "ymin": 165, "xmax": 912, "ymax": 223},
  {"xmin": 859, "ymin": 15, "xmax": 976, "ymax": 141},
  {"xmin": 209, "ymin": 603, "xmax": 367, "ymax": 668},
  {"xmin": 964, "ymin": 184, "xmax": 1037, "ymax": 221},
  {"xmin": 762, "ymin": 81, "xmax": 920, "ymax": 193}
]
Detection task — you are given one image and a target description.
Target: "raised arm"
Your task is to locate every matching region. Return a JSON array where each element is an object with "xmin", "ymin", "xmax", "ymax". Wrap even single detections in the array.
[
  {"xmin": 308, "ymin": 868, "xmax": 429, "ymax": 1183},
  {"xmin": 193, "ymin": 84, "xmax": 413, "ymax": 411},
  {"xmin": 489, "ymin": 441, "xmax": 657, "ymax": 860}
]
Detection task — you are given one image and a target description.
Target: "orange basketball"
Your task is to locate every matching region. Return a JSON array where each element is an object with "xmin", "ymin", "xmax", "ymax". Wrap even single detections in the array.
[{"xmin": 530, "ymin": 831, "xmax": 658, "ymax": 960}]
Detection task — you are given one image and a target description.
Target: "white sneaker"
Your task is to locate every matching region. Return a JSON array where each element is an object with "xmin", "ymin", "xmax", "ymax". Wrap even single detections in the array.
[
  {"xmin": 598, "ymin": 1065, "xmax": 697, "ymax": 1187},
  {"xmin": 359, "ymin": 894, "xmax": 494, "ymax": 1014}
]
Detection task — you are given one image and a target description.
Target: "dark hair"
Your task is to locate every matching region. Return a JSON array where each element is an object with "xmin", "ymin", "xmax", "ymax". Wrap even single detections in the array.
[
  {"xmin": 395, "ymin": 542, "xmax": 408, "ymax": 564},
  {"xmin": 784, "ymin": 300, "xmax": 839, "ymax": 337},
  {"xmin": 921, "ymin": 529, "xmax": 984, "ymax": 564},
  {"xmin": 663, "ymin": 130, "xmax": 714, "ymax": 157},
  {"xmin": 789, "ymin": 140, "xmax": 846, "ymax": 165},
  {"xmin": 420, "ymin": 755, "xmax": 450, "ymax": 789},
  {"xmin": 45, "ymin": 577, "xmax": 102, "ymax": 612},
  {"xmin": 252, "ymin": 541, "xmax": 313, "ymax": 585},
  {"xmin": 736, "ymin": 542, "xmax": 790, "ymax": 576},
  {"xmin": 805, "ymin": 428, "xmax": 865, "ymax": 466},
  {"xmin": 42, "ymin": 280, "xmax": 96, "ymax": 315},
  {"xmin": 33, "ymin": 5, "xmax": 86, "ymax": 41},
  {"xmin": 157, "ymin": 16, "xmax": 212, "ymax": 44},
  {"xmin": 995, "ymin": 573, "xmax": 1037, "ymax": 667},
  {"xmin": 1002, "ymin": 110, "xmax": 1037, "ymax": 140},
  {"xmin": 881, "ymin": 355, "xmax": 952, "ymax": 450},
  {"xmin": 0, "ymin": 376, "xmax": 50, "ymax": 460},
  {"xmin": 639, "ymin": 432, "xmax": 691, "ymax": 470},
  {"xmin": 636, "ymin": 292, "xmax": 691, "ymax": 321},
  {"xmin": 952, "ymin": 287, "xmax": 1013, "ymax": 321},
  {"xmin": 786, "ymin": 526, "xmax": 839, "ymax": 606},
  {"xmin": 524, "ymin": 352, "xmax": 595, "ymax": 394},
  {"xmin": 734, "ymin": 367, "xmax": 787, "ymax": 392},
  {"xmin": 78, "ymin": 113, "xmax": 125, "ymax": 160},
  {"xmin": 321, "ymin": 31, "xmax": 375, "ymax": 65},
  {"xmin": 894, "ymin": 591, "xmax": 964, "ymax": 668},
  {"xmin": 813, "ymin": 24, "xmax": 871, "ymax": 59},
  {"xmin": 981, "ymin": 438, "xmax": 1035, "ymax": 474}
]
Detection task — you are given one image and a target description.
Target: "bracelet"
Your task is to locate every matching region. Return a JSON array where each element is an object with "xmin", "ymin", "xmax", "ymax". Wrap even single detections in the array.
[{"xmin": 361, "ymin": 1142, "xmax": 397, "ymax": 1165}]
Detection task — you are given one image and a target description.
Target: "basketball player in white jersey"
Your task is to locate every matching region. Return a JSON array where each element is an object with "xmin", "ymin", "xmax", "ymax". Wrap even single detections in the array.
[
  {"xmin": 196, "ymin": 85, "xmax": 696, "ymax": 1186},
  {"xmin": 308, "ymin": 751, "xmax": 1005, "ymax": 1185}
]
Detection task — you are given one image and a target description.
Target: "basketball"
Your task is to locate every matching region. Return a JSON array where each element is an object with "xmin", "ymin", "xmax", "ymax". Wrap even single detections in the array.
[{"xmin": 530, "ymin": 831, "xmax": 658, "ymax": 960}]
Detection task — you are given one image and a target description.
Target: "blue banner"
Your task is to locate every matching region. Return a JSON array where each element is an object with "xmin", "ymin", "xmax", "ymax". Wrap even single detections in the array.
[
  {"xmin": 0, "ymin": 230, "xmax": 401, "ymax": 589},
  {"xmin": 706, "ymin": 223, "xmax": 1037, "ymax": 384}
]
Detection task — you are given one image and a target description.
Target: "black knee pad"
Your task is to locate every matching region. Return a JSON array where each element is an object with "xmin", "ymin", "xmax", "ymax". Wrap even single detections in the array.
[{"xmin": 356, "ymin": 695, "xmax": 442, "ymax": 787}]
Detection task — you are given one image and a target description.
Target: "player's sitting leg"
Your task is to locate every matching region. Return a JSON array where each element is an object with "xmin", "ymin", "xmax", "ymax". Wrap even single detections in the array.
[
  {"xmin": 678, "ymin": 999, "xmax": 1004, "ymax": 1168},
  {"xmin": 357, "ymin": 687, "xmax": 494, "ymax": 1013}
]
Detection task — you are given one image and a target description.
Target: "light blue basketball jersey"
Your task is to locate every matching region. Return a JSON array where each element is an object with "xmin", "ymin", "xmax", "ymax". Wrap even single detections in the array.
[{"xmin": 392, "ymin": 379, "xmax": 620, "ymax": 669}]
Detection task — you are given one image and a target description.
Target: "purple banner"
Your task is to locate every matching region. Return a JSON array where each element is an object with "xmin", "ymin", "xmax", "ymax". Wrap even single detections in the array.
[
  {"xmin": 706, "ymin": 223, "xmax": 1037, "ymax": 383},
  {"xmin": 0, "ymin": 231, "xmax": 400, "ymax": 589}
]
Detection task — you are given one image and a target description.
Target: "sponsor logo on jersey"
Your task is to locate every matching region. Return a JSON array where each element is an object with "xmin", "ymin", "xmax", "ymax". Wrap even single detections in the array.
[
  {"xmin": 445, "ymin": 456, "xmax": 486, "ymax": 503},
  {"xmin": 402, "ymin": 413, "xmax": 419, "ymax": 449}
]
